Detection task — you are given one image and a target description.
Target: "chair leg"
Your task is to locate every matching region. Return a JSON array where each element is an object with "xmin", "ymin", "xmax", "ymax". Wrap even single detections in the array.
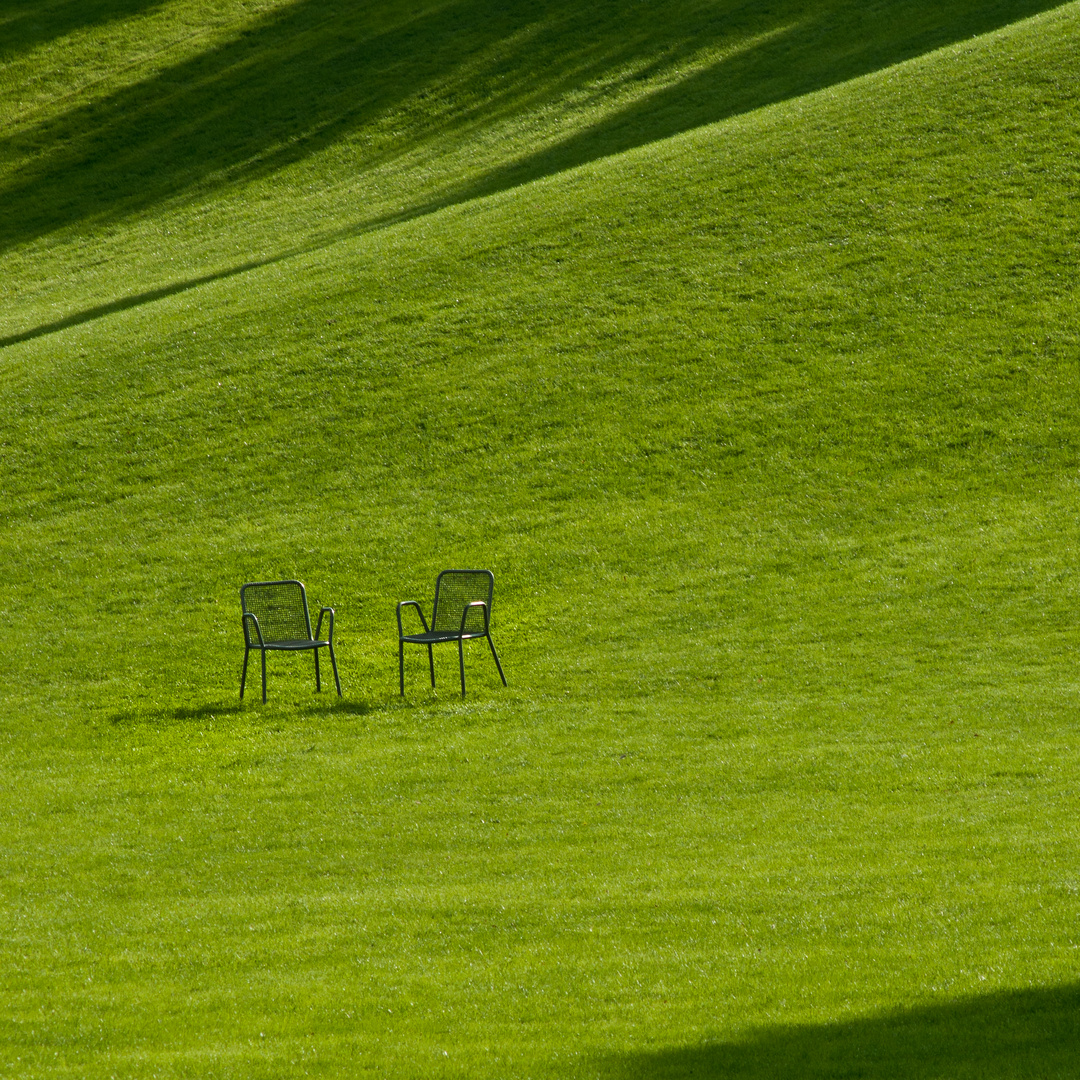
[
  {"xmin": 399, "ymin": 640, "xmax": 405, "ymax": 695},
  {"xmin": 487, "ymin": 634, "xmax": 507, "ymax": 686},
  {"xmin": 428, "ymin": 644, "xmax": 435, "ymax": 688},
  {"xmin": 261, "ymin": 650, "xmax": 268, "ymax": 704},
  {"xmin": 458, "ymin": 637, "xmax": 466, "ymax": 697},
  {"xmin": 240, "ymin": 647, "xmax": 249, "ymax": 699},
  {"xmin": 328, "ymin": 642, "xmax": 342, "ymax": 696},
  {"xmin": 314, "ymin": 647, "xmax": 322, "ymax": 692}
]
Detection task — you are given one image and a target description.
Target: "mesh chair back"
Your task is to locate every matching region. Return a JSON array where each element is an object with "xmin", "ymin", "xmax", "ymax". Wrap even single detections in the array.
[
  {"xmin": 431, "ymin": 570, "xmax": 494, "ymax": 634},
  {"xmin": 241, "ymin": 580, "xmax": 313, "ymax": 644}
]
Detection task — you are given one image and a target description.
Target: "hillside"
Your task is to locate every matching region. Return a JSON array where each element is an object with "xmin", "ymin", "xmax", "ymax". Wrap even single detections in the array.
[
  {"xmin": 0, "ymin": 0, "xmax": 1065, "ymax": 341},
  {"xmin": 1, "ymin": 1, "xmax": 1078, "ymax": 1076}
]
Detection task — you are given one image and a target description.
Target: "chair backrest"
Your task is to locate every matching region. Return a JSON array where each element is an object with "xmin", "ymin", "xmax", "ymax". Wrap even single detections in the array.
[
  {"xmin": 241, "ymin": 580, "xmax": 313, "ymax": 644},
  {"xmin": 431, "ymin": 570, "xmax": 495, "ymax": 633}
]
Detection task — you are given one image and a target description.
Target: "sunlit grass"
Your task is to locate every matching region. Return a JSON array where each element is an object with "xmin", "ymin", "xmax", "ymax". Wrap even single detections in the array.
[{"xmin": 1, "ymin": 1, "xmax": 1079, "ymax": 1077}]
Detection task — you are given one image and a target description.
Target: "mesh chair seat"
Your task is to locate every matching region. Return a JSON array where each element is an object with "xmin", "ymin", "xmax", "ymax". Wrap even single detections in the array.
[
  {"xmin": 401, "ymin": 629, "xmax": 489, "ymax": 644},
  {"xmin": 240, "ymin": 580, "xmax": 341, "ymax": 702},
  {"xmin": 260, "ymin": 638, "xmax": 331, "ymax": 650},
  {"xmin": 397, "ymin": 569, "xmax": 507, "ymax": 697}
]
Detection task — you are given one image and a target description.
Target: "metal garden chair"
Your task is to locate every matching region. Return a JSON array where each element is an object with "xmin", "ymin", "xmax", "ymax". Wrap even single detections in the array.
[
  {"xmin": 397, "ymin": 569, "xmax": 507, "ymax": 697},
  {"xmin": 240, "ymin": 580, "xmax": 341, "ymax": 703}
]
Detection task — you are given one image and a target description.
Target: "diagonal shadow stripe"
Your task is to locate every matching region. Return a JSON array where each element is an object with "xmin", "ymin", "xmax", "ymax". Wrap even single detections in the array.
[
  {"xmin": 0, "ymin": 202, "xmax": 429, "ymax": 349},
  {"xmin": 1, "ymin": 0, "xmax": 1064, "ymax": 257},
  {"xmin": 1, "ymin": 0, "xmax": 1068, "ymax": 350},
  {"xmin": 593, "ymin": 981, "xmax": 1080, "ymax": 1079},
  {"xmin": 0, "ymin": 252, "xmax": 294, "ymax": 349}
]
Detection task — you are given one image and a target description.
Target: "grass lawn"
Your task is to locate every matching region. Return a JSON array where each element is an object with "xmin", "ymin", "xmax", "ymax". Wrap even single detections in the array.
[{"xmin": 1, "ymin": 1, "xmax": 1079, "ymax": 1076}]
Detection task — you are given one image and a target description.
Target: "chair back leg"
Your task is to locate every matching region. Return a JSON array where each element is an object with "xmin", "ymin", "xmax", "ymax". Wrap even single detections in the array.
[
  {"xmin": 327, "ymin": 642, "xmax": 342, "ymax": 696},
  {"xmin": 487, "ymin": 634, "xmax": 507, "ymax": 686}
]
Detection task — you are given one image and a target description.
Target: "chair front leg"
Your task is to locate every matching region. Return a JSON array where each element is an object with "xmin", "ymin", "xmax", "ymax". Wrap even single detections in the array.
[
  {"xmin": 458, "ymin": 637, "xmax": 467, "ymax": 697},
  {"xmin": 241, "ymin": 613, "xmax": 264, "ymax": 701},
  {"xmin": 428, "ymin": 643, "xmax": 436, "ymax": 688},
  {"xmin": 399, "ymin": 639, "xmax": 406, "ymax": 696},
  {"xmin": 314, "ymin": 646, "xmax": 322, "ymax": 692}
]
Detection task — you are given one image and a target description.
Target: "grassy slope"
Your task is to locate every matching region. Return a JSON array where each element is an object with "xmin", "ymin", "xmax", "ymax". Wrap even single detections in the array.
[
  {"xmin": 2, "ymin": 1, "xmax": 1080, "ymax": 1077},
  {"xmin": 0, "ymin": 0, "xmax": 1065, "ymax": 340}
]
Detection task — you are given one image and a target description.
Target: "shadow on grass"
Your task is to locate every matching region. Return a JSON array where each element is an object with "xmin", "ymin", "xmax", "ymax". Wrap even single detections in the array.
[
  {"xmin": 0, "ymin": 246, "xmax": 307, "ymax": 347},
  {"xmin": 593, "ymin": 983, "xmax": 1080, "ymax": 1079},
  {"xmin": 1, "ymin": 0, "xmax": 1065, "ymax": 263},
  {"xmin": 0, "ymin": 0, "xmax": 1067, "ymax": 350},
  {"xmin": 107, "ymin": 697, "xmax": 372, "ymax": 725},
  {"xmin": 0, "ymin": 0, "xmax": 160, "ymax": 64},
  {"xmin": 324, "ymin": 699, "xmax": 372, "ymax": 716},
  {"xmin": 108, "ymin": 701, "xmax": 246, "ymax": 725}
]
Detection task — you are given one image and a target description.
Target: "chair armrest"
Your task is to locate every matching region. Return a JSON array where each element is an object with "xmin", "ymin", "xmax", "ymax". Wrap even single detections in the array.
[
  {"xmin": 459, "ymin": 600, "xmax": 489, "ymax": 635},
  {"xmin": 397, "ymin": 600, "xmax": 429, "ymax": 637},
  {"xmin": 243, "ymin": 611, "xmax": 264, "ymax": 646},
  {"xmin": 315, "ymin": 606, "xmax": 334, "ymax": 642}
]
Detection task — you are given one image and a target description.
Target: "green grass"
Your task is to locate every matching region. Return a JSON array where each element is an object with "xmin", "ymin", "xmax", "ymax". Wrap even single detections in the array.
[{"xmin": 2, "ymin": 1, "xmax": 1080, "ymax": 1076}]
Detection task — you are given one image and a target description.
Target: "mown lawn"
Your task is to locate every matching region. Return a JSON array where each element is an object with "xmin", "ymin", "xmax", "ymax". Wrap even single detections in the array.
[{"xmin": 1, "ymin": 1, "xmax": 1079, "ymax": 1076}]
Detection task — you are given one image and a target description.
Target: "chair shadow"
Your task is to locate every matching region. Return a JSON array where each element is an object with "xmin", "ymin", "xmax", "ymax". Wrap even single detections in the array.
[
  {"xmin": 324, "ymin": 699, "xmax": 372, "ymax": 717},
  {"xmin": 106, "ymin": 697, "xmax": 372, "ymax": 725},
  {"xmin": 592, "ymin": 982, "xmax": 1080, "ymax": 1079},
  {"xmin": 107, "ymin": 701, "xmax": 246, "ymax": 726}
]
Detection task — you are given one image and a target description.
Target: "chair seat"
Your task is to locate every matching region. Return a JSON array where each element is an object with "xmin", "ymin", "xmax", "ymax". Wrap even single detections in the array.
[
  {"xmin": 257, "ymin": 638, "xmax": 328, "ymax": 650},
  {"xmin": 402, "ymin": 630, "xmax": 487, "ymax": 644}
]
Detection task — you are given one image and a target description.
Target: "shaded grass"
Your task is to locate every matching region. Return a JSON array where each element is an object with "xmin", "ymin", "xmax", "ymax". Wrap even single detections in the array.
[
  {"xmin": 0, "ymin": 0, "xmax": 1071, "ymax": 341},
  {"xmin": 597, "ymin": 983, "xmax": 1080, "ymax": 1078}
]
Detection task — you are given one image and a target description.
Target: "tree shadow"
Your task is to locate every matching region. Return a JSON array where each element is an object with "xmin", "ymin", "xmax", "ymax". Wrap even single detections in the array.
[
  {"xmin": 593, "ymin": 982, "xmax": 1080, "ymax": 1079},
  {"xmin": 0, "ymin": 0, "xmax": 163, "ymax": 64},
  {"xmin": 1, "ymin": 0, "xmax": 1066, "ymax": 263},
  {"xmin": 450, "ymin": 0, "xmax": 1066, "ymax": 214},
  {"xmin": 0, "ymin": 244, "xmax": 304, "ymax": 347}
]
